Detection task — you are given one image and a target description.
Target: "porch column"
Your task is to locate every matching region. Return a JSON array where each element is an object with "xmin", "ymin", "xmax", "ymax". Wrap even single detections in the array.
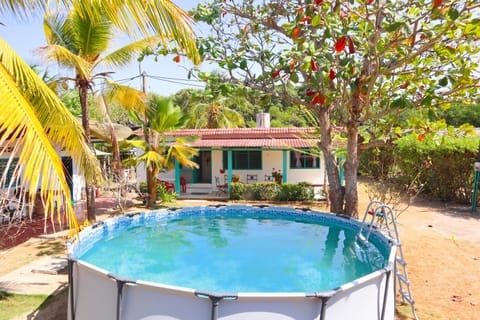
[
  {"xmin": 174, "ymin": 158, "xmax": 181, "ymax": 194},
  {"xmin": 227, "ymin": 150, "xmax": 233, "ymax": 192},
  {"xmin": 282, "ymin": 150, "xmax": 287, "ymax": 183}
]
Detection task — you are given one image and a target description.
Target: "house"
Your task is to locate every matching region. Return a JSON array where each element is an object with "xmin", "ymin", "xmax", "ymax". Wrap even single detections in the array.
[{"xmin": 137, "ymin": 113, "xmax": 342, "ymax": 196}]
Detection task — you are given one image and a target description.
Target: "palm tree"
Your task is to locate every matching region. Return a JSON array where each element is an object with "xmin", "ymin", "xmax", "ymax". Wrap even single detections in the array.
[
  {"xmin": 37, "ymin": 2, "xmax": 197, "ymax": 221},
  {"xmin": 128, "ymin": 95, "xmax": 198, "ymax": 208},
  {"xmin": 0, "ymin": 0, "xmax": 199, "ymax": 229},
  {"xmin": 186, "ymin": 95, "xmax": 246, "ymax": 129}
]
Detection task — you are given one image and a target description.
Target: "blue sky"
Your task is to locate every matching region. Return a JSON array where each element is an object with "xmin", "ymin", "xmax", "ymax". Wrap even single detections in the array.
[{"xmin": 0, "ymin": 1, "xmax": 212, "ymax": 96}]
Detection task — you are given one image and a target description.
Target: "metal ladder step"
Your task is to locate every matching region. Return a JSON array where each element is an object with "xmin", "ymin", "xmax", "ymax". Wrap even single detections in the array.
[
  {"xmin": 399, "ymin": 290, "xmax": 415, "ymax": 305},
  {"xmin": 396, "ymin": 273, "xmax": 410, "ymax": 285}
]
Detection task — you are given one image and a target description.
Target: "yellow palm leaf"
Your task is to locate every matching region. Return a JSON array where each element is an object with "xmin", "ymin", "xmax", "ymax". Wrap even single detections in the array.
[{"xmin": 0, "ymin": 37, "xmax": 101, "ymax": 233}]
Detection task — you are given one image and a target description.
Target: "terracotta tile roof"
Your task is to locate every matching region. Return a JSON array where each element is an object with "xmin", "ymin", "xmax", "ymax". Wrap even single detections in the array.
[{"xmin": 165, "ymin": 127, "xmax": 320, "ymax": 148}]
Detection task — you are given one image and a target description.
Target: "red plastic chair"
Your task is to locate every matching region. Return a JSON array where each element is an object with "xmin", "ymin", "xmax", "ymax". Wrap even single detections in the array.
[{"xmin": 158, "ymin": 179, "xmax": 175, "ymax": 193}]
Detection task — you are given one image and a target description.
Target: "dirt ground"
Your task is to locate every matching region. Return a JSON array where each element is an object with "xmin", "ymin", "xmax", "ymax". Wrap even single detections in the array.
[{"xmin": 1, "ymin": 182, "xmax": 479, "ymax": 320}]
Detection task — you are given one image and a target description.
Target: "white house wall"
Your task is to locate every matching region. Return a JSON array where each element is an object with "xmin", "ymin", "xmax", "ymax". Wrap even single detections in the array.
[
  {"xmin": 1, "ymin": 144, "xmax": 84, "ymax": 202},
  {"xmin": 213, "ymin": 149, "xmax": 325, "ymax": 185},
  {"xmin": 151, "ymin": 149, "xmax": 326, "ymax": 187}
]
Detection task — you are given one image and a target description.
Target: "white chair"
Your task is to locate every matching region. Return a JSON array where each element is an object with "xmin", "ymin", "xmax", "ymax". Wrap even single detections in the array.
[{"xmin": 246, "ymin": 174, "xmax": 258, "ymax": 183}]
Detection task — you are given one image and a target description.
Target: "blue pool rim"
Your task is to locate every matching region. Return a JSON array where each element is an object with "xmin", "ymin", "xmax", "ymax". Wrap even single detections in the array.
[{"xmin": 67, "ymin": 204, "xmax": 395, "ymax": 295}]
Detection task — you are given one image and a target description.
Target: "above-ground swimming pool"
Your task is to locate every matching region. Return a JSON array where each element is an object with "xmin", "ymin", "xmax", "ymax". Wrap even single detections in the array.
[{"xmin": 67, "ymin": 205, "xmax": 397, "ymax": 320}]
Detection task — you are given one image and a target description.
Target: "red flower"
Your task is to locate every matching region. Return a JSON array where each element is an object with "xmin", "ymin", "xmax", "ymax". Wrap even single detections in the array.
[
  {"xmin": 348, "ymin": 36, "xmax": 355, "ymax": 54},
  {"xmin": 433, "ymin": 0, "xmax": 443, "ymax": 8},
  {"xmin": 311, "ymin": 58, "xmax": 318, "ymax": 72},
  {"xmin": 334, "ymin": 36, "xmax": 347, "ymax": 52},
  {"xmin": 173, "ymin": 55, "xmax": 181, "ymax": 63},
  {"xmin": 271, "ymin": 70, "xmax": 281, "ymax": 78},
  {"xmin": 300, "ymin": 16, "xmax": 311, "ymax": 23},
  {"xmin": 292, "ymin": 27, "xmax": 300, "ymax": 39},
  {"xmin": 329, "ymin": 68, "xmax": 336, "ymax": 80}
]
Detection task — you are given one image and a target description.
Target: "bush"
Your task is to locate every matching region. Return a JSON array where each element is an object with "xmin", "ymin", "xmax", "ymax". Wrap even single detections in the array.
[
  {"xmin": 229, "ymin": 182, "xmax": 314, "ymax": 201},
  {"xmin": 394, "ymin": 134, "xmax": 479, "ymax": 203},
  {"xmin": 229, "ymin": 182, "xmax": 247, "ymax": 200},
  {"xmin": 138, "ymin": 181, "xmax": 177, "ymax": 203},
  {"xmin": 274, "ymin": 182, "xmax": 314, "ymax": 201},
  {"xmin": 249, "ymin": 182, "xmax": 278, "ymax": 200}
]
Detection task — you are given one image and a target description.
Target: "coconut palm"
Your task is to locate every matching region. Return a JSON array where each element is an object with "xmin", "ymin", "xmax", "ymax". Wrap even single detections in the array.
[
  {"xmin": 128, "ymin": 95, "xmax": 198, "ymax": 208},
  {"xmin": 0, "ymin": 0, "xmax": 199, "ymax": 228},
  {"xmin": 37, "ymin": 2, "xmax": 198, "ymax": 221},
  {"xmin": 186, "ymin": 95, "xmax": 246, "ymax": 129}
]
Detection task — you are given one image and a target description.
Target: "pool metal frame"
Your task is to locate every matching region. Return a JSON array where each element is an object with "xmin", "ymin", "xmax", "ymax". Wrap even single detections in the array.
[{"xmin": 67, "ymin": 205, "xmax": 397, "ymax": 320}]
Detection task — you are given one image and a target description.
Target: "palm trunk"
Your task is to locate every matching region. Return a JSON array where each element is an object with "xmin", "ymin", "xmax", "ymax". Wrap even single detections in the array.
[
  {"xmin": 147, "ymin": 166, "xmax": 158, "ymax": 208},
  {"xmin": 79, "ymin": 82, "xmax": 96, "ymax": 221}
]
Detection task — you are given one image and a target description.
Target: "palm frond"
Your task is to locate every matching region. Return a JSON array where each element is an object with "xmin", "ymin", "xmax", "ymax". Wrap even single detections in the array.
[
  {"xmin": 101, "ymin": 35, "xmax": 164, "ymax": 69},
  {"xmin": 0, "ymin": 36, "xmax": 102, "ymax": 231},
  {"xmin": 35, "ymin": 44, "xmax": 92, "ymax": 80},
  {"xmin": 71, "ymin": 0, "xmax": 200, "ymax": 64},
  {"xmin": 102, "ymin": 79, "xmax": 147, "ymax": 114}
]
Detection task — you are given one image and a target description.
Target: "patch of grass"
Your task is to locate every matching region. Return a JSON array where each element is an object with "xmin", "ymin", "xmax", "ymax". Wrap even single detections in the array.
[{"xmin": 0, "ymin": 291, "xmax": 48, "ymax": 320}]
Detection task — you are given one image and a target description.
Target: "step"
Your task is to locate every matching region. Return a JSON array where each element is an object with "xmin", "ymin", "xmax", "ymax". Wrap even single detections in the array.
[
  {"xmin": 397, "ymin": 273, "xmax": 410, "ymax": 285},
  {"xmin": 399, "ymin": 289, "xmax": 415, "ymax": 305},
  {"xmin": 396, "ymin": 257, "xmax": 407, "ymax": 267}
]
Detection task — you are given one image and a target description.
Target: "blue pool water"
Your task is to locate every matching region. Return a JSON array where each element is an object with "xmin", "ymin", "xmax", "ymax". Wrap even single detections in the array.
[{"xmin": 77, "ymin": 207, "xmax": 388, "ymax": 293}]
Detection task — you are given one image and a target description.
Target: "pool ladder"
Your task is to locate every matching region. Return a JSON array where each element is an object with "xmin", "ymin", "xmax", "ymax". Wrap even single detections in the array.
[{"xmin": 357, "ymin": 200, "xmax": 418, "ymax": 320}]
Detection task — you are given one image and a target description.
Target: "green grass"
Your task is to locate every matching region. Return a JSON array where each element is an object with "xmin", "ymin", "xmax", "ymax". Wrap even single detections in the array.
[{"xmin": 0, "ymin": 291, "xmax": 48, "ymax": 320}]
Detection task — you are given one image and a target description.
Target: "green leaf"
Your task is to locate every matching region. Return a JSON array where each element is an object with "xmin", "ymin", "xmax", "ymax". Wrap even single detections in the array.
[
  {"xmin": 438, "ymin": 77, "xmax": 448, "ymax": 87},
  {"xmin": 391, "ymin": 98, "xmax": 405, "ymax": 108},
  {"xmin": 289, "ymin": 71, "xmax": 299, "ymax": 83},
  {"xmin": 448, "ymin": 8, "xmax": 459, "ymax": 21},
  {"xmin": 240, "ymin": 60, "xmax": 248, "ymax": 70},
  {"xmin": 385, "ymin": 22, "xmax": 403, "ymax": 33},
  {"xmin": 421, "ymin": 95, "xmax": 433, "ymax": 106},
  {"xmin": 312, "ymin": 15, "xmax": 321, "ymax": 27}
]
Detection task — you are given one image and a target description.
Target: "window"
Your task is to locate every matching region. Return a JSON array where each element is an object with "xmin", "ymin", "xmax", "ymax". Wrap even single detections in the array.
[
  {"xmin": 222, "ymin": 150, "xmax": 262, "ymax": 170},
  {"xmin": 0, "ymin": 158, "xmax": 20, "ymax": 187},
  {"xmin": 290, "ymin": 150, "xmax": 320, "ymax": 169}
]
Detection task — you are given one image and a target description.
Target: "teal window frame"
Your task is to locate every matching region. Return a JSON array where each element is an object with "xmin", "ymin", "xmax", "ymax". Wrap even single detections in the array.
[
  {"xmin": 290, "ymin": 149, "xmax": 320, "ymax": 169},
  {"xmin": 222, "ymin": 149, "xmax": 262, "ymax": 170}
]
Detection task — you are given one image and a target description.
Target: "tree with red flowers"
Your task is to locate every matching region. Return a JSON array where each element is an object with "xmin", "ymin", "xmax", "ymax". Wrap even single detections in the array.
[{"xmin": 192, "ymin": 0, "xmax": 480, "ymax": 217}]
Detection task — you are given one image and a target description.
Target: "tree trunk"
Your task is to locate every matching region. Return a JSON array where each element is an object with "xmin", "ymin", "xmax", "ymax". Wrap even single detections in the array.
[
  {"xmin": 317, "ymin": 109, "xmax": 345, "ymax": 213},
  {"xmin": 344, "ymin": 123, "xmax": 359, "ymax": 218},
  {"xmin": 99, "ymin": 96, "xmax": 123, "ymax": 191},
  {"xmin": 79, "ymin": 82, "xmax": 96, "ymax": 221},
  {"xmin": 147, "ymin": 167, "xmax": 158, "ymax": 208}
]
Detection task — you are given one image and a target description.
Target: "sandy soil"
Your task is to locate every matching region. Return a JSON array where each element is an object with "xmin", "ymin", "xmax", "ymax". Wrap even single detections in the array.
[{"xmin": 1, "ymin": 183, "xmax": 479, "ymax": 320}]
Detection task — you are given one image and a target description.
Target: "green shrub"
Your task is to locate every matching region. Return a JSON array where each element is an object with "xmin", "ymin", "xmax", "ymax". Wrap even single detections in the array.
[
  {"xmin": 229, "ymin": 182, "xmax": 314, "ymax": 201},
  {"xmin": 249, "ymin": 182, "xmax": 278, "ymax": 200},
  {"xmin": 395, "ymin": 134, "xmax": 479, "ymax": 203},
  {"xmin": 138, "ymin": 181, "xmax": 177, "ymax": 203},
  {"xmin": 229, "ymin": 182, "xmax": 247, "ymax": 200},
  {"xmin": 274, "ymin": 182, "xmax": 314, "ymax": 201}
]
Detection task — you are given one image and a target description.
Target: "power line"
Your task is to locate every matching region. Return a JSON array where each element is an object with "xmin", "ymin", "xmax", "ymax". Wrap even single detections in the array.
[{"xmin": 113, "ymin": 73, "xmax": 205, "ymax": 89}]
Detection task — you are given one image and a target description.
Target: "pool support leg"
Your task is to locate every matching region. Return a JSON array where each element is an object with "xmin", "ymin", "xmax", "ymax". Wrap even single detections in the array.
[
  {"xmin": 108, "ymin": 274, "xmax": 137, "ymax": 320},
  {"xmin": 306, "ymin": 292, "xmax": 334, "ymax": 320},
  {"xmin": 195, "ymin": 291, "xmax": 238, "ymax": 320},
  {"xmin": 68, "ymin": 259, "xmax": 77, "ymax": 320},
  {"xmin": 381, "ymin": 269, "xmax": 392, "ymax": 320}
]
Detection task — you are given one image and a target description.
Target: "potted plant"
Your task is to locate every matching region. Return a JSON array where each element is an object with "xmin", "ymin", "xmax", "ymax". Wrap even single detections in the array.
[
  {"xmin": 272, "ymin": 169, "xmax": 282, "ymax": 183},
  {"xmin": 232, "ymin": 174, "xmax": 240, "ymax": 182}
]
